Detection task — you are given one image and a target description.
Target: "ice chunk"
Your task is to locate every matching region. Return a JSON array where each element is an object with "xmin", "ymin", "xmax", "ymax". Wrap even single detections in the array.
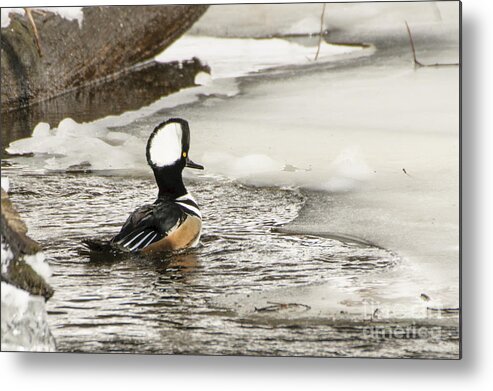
[{"xmin": 7, "ymin": 118, "xmax": 145, "ymax": 172}]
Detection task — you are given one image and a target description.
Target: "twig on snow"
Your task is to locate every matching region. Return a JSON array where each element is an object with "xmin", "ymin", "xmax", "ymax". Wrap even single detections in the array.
[
  {"xmin": 314, "ymin": 3, "xmax": 327, "ymax": 61},
  {"xmin": 405, "ymin": 21, "xmax": 459, "ymax": 68}
]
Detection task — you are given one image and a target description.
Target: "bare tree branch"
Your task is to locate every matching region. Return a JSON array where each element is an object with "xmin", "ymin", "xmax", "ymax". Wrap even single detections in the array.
[
  {"xmin": 405, "ymin": 21, "xmax": 459, "ymax": 68},
  {"xmin": 314, "ymin": 3, "xmax": 327, "ymax": 61},
  {"xmin": 24, "ymin": 8, "xmax": 43, "ymax": 57}
]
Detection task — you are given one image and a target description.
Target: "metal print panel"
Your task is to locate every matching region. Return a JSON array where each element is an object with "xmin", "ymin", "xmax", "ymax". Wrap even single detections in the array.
[{"xmin": 1, "ymin": 1, "xmax": 460, "ymax": 358}]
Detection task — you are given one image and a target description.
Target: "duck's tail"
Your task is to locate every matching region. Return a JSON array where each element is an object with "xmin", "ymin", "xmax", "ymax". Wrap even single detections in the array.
[
  {"xmin": 80, "ymin": 238, "xmax": 130, "ymax": 262},
  {"xmin": 81, "ymin": 238, "xmax": 115, "ymax": 253}
]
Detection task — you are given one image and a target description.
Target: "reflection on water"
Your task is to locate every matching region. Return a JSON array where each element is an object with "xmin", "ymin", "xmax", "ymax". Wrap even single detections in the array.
[{"xmin": 0, "ymin": 168, "xmax": 400, "ymax": 354}]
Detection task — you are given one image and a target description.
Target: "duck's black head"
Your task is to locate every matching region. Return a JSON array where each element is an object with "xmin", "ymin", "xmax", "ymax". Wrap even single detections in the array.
[{"xmin": 146, "ymin": 118, "xmax": 203, "ymax": 198}]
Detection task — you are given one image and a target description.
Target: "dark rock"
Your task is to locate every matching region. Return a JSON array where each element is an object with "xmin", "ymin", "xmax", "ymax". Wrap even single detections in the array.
[{"xmin": 1, "ymin": 5, "xmax": 208, "ymax": 111}]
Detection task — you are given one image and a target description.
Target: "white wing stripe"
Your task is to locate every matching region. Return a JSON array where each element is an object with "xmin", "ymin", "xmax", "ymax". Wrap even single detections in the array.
[
  {"xmin": 120, "ymin": 230, "xmax": 146, "ymax": 247},
  {"xmin": 129, "ymin": 231, "xmax": 155, "ymax": 251},
  {"xmin": 141, "ymin": 232, "xmax": 158, "ymax": 249}
]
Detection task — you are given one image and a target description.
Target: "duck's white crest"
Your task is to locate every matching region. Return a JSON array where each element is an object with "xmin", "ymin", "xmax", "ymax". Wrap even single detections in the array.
[{"xmin": 149, "ymin": 122, "xmax": 183, "ymax": 167}]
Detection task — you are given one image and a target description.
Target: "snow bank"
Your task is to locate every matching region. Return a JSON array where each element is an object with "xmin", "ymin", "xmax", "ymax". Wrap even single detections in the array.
[
  {"xmin": 7, "ymin": 117, "xmax": 373, "ymax": 193},
  {"xmin": 200, "ymin": 148, "xmax": 371, "ymax": 192},
  {"xmin": 156, "ymin": 36, "xmax": 362, "ymax": 80},
  {"xmin": 190, "ymin": 2, "xmax": 459, "ymax": 38}
]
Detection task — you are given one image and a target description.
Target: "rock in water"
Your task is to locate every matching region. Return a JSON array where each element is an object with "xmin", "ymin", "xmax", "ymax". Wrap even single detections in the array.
[{"xmin": 1, "ymin": 188, "xmax": 56, "ymax": 351}]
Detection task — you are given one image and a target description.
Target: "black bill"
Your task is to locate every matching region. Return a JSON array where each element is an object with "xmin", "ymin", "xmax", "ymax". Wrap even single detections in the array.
[{"xmin": 186, "ymin": 157, "xmax": 204, "ymax": 170}]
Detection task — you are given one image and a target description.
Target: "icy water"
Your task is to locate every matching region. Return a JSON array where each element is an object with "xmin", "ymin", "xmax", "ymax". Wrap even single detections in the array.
[
  {"xmin": 1, "ymin": 34, "xmax": 460, "ymax": 357},
  {"xmin": 1, "ymin": 168, "xmax": 397, "ymax": 355},
  {"xmin": 1, "ymin": 166, "xmax": 458, "ymax": 357}
]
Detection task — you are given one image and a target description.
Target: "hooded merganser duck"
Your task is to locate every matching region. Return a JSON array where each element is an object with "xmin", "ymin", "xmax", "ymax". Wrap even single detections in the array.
[{"xmin": 84, "ymin": 118, "xmax": 204, "ymax": 257}]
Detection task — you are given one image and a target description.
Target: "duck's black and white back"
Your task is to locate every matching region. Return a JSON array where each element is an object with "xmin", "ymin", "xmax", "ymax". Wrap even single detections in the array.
[
  {"xmin": 111, "ymin": 192, "xmax": 202, "ymax": 254},
  {"xmin": 83, "ymin": 118, "xmax": 203, "ymax": 257}
]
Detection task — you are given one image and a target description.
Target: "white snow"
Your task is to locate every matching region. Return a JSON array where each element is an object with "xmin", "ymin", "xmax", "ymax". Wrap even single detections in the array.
[
  {"xmin": 1, "ymin": 8, "xmax": 23, "ymax": 28},
  {"xmin": 1, "ymin": 7, "xmax": 83, "ymax": 29},
  {"xmin": 1, "ymin": 282, "xmax": 30, "ymax": 317},
  {"xmin": 156, "ymin": 36, "xmax": 363, "ymax": 80},
  {"xmin": 1, "ymin": 176, "xmax": 9, "ymax": 192},
  {"xmin": 1, "ymin": 236, "xmax": 53, "ymax": 352},
  {"xmin": 1, "ymin": 282, "xmax": 55, "ymax": 351},
  {"xmin": 190, "ymin": 2, "xmax": 459, "ymax": 38},
  {"xmin": 1, "ymin": 237, "xmax": 14, "ymax": 275},
  {"xmin": 194, "ymin": 72, "xmax": 213, "ymax": 86},
  {"xmin": 1, "ymin": 233, "xmax": 51, "ymax": 281},
  {"xmin": 24, "ymin": 252, "xmax": 51, "ymax": 280}
]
